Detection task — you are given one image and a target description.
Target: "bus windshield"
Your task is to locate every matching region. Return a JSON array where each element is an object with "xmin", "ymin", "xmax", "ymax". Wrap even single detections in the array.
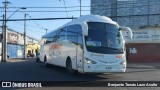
[{"xmin": 85, "ymin": 22, "xmax": 123, "ymax": 54}]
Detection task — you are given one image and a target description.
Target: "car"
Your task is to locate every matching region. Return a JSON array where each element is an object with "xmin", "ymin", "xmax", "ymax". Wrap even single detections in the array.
[
  {"xmin": 27, "ymin": 53, "xmax": 35, "ymax": 57},
  {"xmin": 36, "ymin": 53, "xmax": 40, "ymax": 63}
]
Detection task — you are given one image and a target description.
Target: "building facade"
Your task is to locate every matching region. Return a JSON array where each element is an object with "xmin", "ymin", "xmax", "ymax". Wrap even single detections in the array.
[
  {"xmin": 0, "ymin": 28, "xmax": 39, "ymax": 59},
  {"xmin": 122, "ymin": 26, "xmax": 160, "ymax": 62},
  {"xmin": 91, "ymin": 0, "xmax": 160, "ymax": 29},
  {"xmin": 91, "ymin": 0, "xmax": 160, "ymax": 62}
]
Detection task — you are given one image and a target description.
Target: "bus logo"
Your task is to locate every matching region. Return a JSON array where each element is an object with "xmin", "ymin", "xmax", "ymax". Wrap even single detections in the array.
[{"xmin": 2, "ymin": 82, "xmax": 11, "ymax": 87}]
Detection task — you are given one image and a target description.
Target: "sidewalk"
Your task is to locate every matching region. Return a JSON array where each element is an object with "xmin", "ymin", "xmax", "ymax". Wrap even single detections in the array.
[
  {"xmin": 0, "ymin": 58, "xmax": 36, "ymax": 63},
  {"xmin": 127, "ymin": 62, "xmax": 160, "ymax": 69}
]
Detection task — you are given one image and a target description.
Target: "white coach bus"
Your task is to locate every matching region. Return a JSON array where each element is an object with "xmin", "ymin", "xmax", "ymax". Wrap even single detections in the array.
[{"xmin": 40, "ymin": 15, "xmax": 132, "ymax": 74}]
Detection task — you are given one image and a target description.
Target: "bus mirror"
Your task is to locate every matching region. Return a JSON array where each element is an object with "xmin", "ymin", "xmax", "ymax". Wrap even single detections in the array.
[
  {"xmin": 40, "ymin": 39, "xmax": 45, "ymax": 45},
  {"xmin": 83, "ymin": 22, "xmax": 88, "ymax": 36},
  {"xmin": 120, "ymin": 27, "xmax": 133, "ymax": 39}
]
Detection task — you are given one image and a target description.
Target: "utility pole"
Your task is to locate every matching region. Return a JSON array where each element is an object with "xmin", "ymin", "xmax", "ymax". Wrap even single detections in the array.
[
  {"xmin": 80, "ymin": 0, "xmax": 81, "ymax": 17},
  {"xmin": 1, "ymin": 14, "xmax": 5, "ymax": 62},
  {"xmin": 2, "ymin": 0, "xmax": 9, "ymax": 62},
  {"xmin": 45, "ymin": 29, "xmax": 48, "ymax": 34},
  {"xmin": 23, "ymin": 13, "xmax": 27, "ymax": 60}
]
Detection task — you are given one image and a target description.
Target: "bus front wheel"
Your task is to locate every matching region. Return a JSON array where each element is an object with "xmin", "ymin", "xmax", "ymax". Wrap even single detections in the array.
[{"xmin": 66, "ymin": 59, "xmax": 76, "ymax": 75}]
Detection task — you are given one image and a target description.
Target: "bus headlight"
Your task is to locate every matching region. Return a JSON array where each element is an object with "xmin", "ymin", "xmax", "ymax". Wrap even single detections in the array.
[
  {"xmin": 85, "ymin": 58, "xmax": 97, "ymax": 64},
  {"xmin": 120, "ymin": 60, "xmax": 126, "ymax": 65}
]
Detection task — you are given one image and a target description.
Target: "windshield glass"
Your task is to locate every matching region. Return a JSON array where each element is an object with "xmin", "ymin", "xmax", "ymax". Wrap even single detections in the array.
[{"xmin": 85, "ymin": 22, "xmax": 123, "ymax": 54}]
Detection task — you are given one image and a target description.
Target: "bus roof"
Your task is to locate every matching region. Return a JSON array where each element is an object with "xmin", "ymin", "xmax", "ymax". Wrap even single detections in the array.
[
  {"xmin": 69, "ymin": 15, "xmax": 117, "ymax": 25},
  {"xmin": 42, "ymin": 15, "xmax": 118, "ymax": 38}
]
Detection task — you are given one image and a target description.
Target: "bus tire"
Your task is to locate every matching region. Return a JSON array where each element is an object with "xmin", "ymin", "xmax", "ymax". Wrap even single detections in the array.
[
  {"xmin": 66, "ymin": 58, "xmax": 76, "ymax": 75},
  {"xmin": 36, "ymin": 59, "xmax": 39, "ymax": 63},
  {"xmin": 44, "ymin": 56, "xmax": 49, "ymax": 67}
]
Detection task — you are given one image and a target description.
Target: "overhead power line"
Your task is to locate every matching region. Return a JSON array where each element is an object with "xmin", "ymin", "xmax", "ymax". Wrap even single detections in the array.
[
  {"xmin": 63, "ymin": 0, "xmax": 68, "ymax": 17},
  {"xmin": 12, "ymin": 21, "xmax": 47, "ymax": 33},
  {"xmin": 0, "ymin": 10, "xmax": 90, "ymax": 12},
  {"xmin": 0, "ymin": 6, "xmax": 90, "ymax": 9},
  {"xmin": 9, "ymin": 3, "xmax": 51, "ymax": 32},
  {"xmin": 0, "ymin": 17, "xmax": 77, "ymax": 21},
  {"xmin": 59, "ymin": 0, "xmax": 68, "ymax": 17},
  {"xmin": 2, "ymin": 12, "xmax": 160, "ymax": 21},
  {"xmin": 27, "ymin": 14, "xmax": 52, "ymax": 31},
  {"xmin": 0, "ymin": 3, "xmax": 159, "ymax": 9}
]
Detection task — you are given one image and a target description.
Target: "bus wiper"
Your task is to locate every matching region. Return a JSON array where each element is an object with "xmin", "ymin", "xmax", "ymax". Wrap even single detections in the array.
[
  {"xmin": 99, "ymin": 46, "xmax": 121, "ymax": 50},
  {"xmin": 104, "ymin": 46, "xmax": 124, "ymax": 53}
]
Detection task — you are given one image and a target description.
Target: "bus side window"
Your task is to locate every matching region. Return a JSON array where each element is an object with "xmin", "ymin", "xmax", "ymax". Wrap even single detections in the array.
[
  {"xmin": 45, "ymin": 37, "xmax": 52, "ymax": 44},
  {"xmin": 56, "ymin": 29, "xmax": 67, "ymax": 41},
  {"xmin": 52, "ymin": 36, "xmax": 57, "ymax": 42},
  {"xmin": 67, "ymin": 24, "xmax": 83, "ymax": 48}
]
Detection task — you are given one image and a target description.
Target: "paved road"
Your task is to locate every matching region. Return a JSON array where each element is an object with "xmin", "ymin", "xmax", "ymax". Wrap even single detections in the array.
[{"xmin": 0, "ymin": 58, "xmax": 160, "ymax": 90}]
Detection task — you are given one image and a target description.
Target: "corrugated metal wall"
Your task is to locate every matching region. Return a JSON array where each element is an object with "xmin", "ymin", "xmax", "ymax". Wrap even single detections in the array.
[{"xmin": 7, "ymin": 44, "xmax": 24, "ymax": 58}]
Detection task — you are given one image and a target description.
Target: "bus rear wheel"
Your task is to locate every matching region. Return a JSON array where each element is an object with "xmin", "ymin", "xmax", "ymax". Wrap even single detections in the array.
[
  {"xmin": 44, "ymin": 56, "xmax": 49, "ymax": 67},
  {"xmin": 66, "ymin": 59, "xmax": 76, "ymax": 75}
]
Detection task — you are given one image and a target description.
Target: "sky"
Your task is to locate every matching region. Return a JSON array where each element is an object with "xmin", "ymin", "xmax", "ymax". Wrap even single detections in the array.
[{"xmin": 0, "ymin": 0, "xmax": 90, "ymax": 40}]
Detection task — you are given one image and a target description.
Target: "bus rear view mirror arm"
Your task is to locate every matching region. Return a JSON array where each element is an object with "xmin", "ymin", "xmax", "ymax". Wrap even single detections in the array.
[
  {"xmin": 83, "ymin": 22, "xmax": 88, "ymax": 36},
  {"xmin": 120, "ymin": 26, "xmax": 133, "ymax": 39}
]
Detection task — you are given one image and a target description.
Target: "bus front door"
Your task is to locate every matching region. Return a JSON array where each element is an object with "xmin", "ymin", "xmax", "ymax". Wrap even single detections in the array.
[
  {"xmin": 67, "ymin": 34, "xmax": 84, "ymax": 72},
  {"xmin": 76, "ymin": 35, "xmax": 84, "ymax": 73}
]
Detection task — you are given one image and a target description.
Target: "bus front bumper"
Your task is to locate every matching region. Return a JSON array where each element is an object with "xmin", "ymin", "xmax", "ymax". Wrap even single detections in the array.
[{"xmin": 83, "ymin": 64, "xmax": 126, "ymax": 73}]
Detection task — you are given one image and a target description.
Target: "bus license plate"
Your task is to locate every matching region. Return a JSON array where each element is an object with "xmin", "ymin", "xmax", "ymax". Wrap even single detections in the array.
[{"xmin": 106, "ymin": 67, "xmax": 112, "ymax": 70}]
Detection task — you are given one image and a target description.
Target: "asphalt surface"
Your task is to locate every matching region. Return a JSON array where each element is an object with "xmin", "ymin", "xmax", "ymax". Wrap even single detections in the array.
[{"xmin": 0, "ymin": 58, "xmax": 160, "ymax": 90}]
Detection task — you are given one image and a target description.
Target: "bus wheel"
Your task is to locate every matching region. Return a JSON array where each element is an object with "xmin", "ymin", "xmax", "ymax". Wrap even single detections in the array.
[
  {"xmin": 44, "ymin": 56, "xmax": 49, "ymax": 67},
  {"xmin": 66, "ymin": 59, "xmax": 76, "ymax": 75},
  {"xmin": 36, "ymin": 58, "xmax": 39, "ymax": 63}
]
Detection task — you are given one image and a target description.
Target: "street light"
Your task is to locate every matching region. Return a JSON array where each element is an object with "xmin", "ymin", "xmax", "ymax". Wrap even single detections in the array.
[
  {"xmin": 1, "ymin": 6, "xmax": 26, "ymax": 62},
  {"xmin": 7, "ymin": 7, "xmax": 27, "ymax": 20}
]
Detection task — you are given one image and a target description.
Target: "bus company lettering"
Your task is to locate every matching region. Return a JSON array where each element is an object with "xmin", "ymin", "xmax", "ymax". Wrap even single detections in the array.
[{"xmin": 50, "ymin": 44, "xmax": 62, "ymax": 49}]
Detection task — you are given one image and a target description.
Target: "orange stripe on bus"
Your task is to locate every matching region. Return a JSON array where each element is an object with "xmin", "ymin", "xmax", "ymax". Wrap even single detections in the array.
[{"xmin": 50, "ymin": 44, "xmax": 62, "ymax": 49}]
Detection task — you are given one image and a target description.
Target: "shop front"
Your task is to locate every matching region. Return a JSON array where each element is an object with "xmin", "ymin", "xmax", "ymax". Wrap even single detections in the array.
[
  {"xmin": 7, "ymin": 30, "xmax": 24, "ymax": 58},
  {"xmin": 7, "ymin": 44, "xmax": 23, "ymax": 58},
  {"xmin": 123, "ymin": 28, "xmax": 160, "ymax": 62}
]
